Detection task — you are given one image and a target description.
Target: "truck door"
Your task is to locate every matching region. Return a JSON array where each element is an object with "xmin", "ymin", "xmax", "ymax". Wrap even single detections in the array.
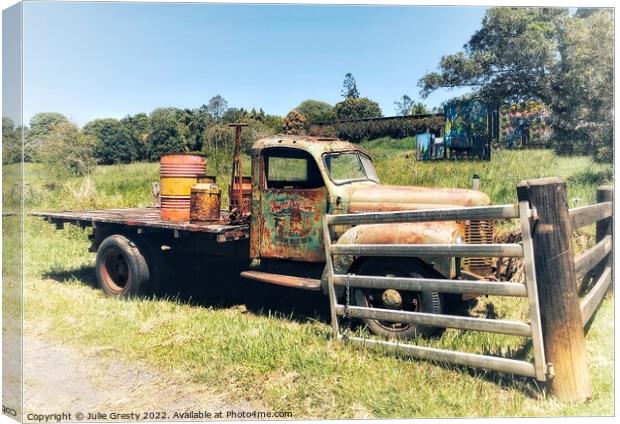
[{"xmin": 256, "ymin": 147, "xmax": 328, "ymax": 262}]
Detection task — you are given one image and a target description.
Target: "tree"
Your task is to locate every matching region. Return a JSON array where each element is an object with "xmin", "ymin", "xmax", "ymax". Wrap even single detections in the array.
[
  {"xmin": 206, "ymin": 95, "xmax": 229, "ymax": 121},
  {"xmin": 202, "ymin": 118, "xmax": 275, "ymax": 173},
  {"xmin": 550, "ymin": 9, "xmax": 613, "ymax": 161},
  {"xmin": 2, "ymin": 117, "xmax": 21, "ymax": 164},
  {"xmin": 38, "ymin": 122, "xmax": 97, "ymax": 177},
  {"xmin": 178, "ymin": 105, "xmax": 213, "ymax": 152},
  {"xmin": 83, "ymin": 118, "xmax": 137, "ymax": 164},
  {"xmin": 419, "ymin": 7, "xmax": 613, "ymax": 161},
  {"xmin": 394, "ymin": 95, "xmax": 415, "ymax": 116},
  {"xmin": 145, "ymin": 108, "xmax": 187, "ymax": 161},
  {"xmin": 294, "ymin": 100, "xmax": 334, "ymax": 124},
  {"xmin": 282, "ymin": 110, "xmax": 306, "ymax": 135},
  {"xmin": 419, "ymin": 8, "xmax": 566, "ymax": 105},
  {"xmin": 26, "ymin": 112, "xmax": 69, "ymax": 161},
  {"xmin": 221, "ymin": 107, "xmax": 248, "ymax": 123},
  {"xmin": 202, "ymin": 124, "xmax": 233, "ymax": 174},
  {"xmin": 262, "ymin": 114, "xmax": 285, "ymax": 134},
  {"xmin": 341, "ymin": 73, "xmax": 360, "ymax": 99},
  {"xmin": 120, "ymin": 113, "xmax": 151, "ymax": 161},
  {"xmin": 411, "ymin": 102, "xmax": 430, "ymax": 115},
  {"xmin": 333, "ymin": 97, "xmax": 382, "ymax": 121}
]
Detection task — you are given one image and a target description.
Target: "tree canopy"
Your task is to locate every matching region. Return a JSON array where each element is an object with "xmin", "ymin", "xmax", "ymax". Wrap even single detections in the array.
[
  {"xmin": 206, "ymin": 95, "xmax": 229, "ymax": 121},
  {"xmin": 419, "ymin": 8, "xmax": 565, "ymax": 105},
  {"xmin": 83, "ymin": 118, "xmax": 138, "ymax": 164},
  {"xmin": 294, "ymin": 100, "xmax": 334, "ymax": 124},
  {"xmin": 25, "ymin": 112, "xmax": 70, "ymax": 162},
  {"xmin": 341, "ymin": 73, "xmax": 360, "ymax": 99},
  {"xmin": 2, "ymin": 117, "xmax": 21, "ymax": 164},
  {"xmin": 419, "ymin": 7, "xmax": 613, "ymax": 161},
  {"xmin": 145, "ymin": 108, "xmax": 187, "ymax": 161},
  {"xmin": 334, "ymin": 97, "xmax": 382, "ymax": 121},
  {"xmin": 37, "ymin": 121, "xmax": 97, "ymax": 177}
]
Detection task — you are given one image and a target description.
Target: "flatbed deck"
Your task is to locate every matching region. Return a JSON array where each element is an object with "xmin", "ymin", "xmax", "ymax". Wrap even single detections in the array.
[{"xmin": 32, "ymin": 207, "xmax": 249, "ymax": 242}]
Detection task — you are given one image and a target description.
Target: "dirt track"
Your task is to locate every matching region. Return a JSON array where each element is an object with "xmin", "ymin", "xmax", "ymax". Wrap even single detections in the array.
[{"xmin": 23, "ymin": 331, "xmax": 255, "ymax": 422}]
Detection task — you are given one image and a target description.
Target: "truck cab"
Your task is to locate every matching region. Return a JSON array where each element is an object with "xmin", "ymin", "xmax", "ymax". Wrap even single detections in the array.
[
  {"xmin": 247, "ymin": 135, "xmax": 491, "ymax": 271},
  {"xmin": 240, "ymin": 135, "xmax": 493, "ymax": 338},
  {"xmin": 249, "ymin": 136, "xmax": 376, "ymax": 263}
]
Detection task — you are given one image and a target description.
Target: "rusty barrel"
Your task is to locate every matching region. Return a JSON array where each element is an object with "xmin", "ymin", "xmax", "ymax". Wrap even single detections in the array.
[
  {"xmin": 160, "ymin": 153, "xmax": 207, "ymax": 221},
  {"xmin": 190, "ymin": 183, "xmax": 221, "ymax": 223}
]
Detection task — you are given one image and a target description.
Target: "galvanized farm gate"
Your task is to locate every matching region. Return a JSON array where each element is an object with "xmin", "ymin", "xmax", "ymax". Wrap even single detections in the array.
[{"xmin": 323, "ymin": 178, "xmax": 613, "ymax": 402}]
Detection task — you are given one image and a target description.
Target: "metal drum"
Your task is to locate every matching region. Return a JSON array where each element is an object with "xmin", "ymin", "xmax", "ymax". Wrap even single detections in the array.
[
  {"xmin": 160, "ymin": 153, "xmax": 207, "ymax": 221},
  {"xmin": 190, "ymin": 183, "xmax": 221, "ymax": 223}
]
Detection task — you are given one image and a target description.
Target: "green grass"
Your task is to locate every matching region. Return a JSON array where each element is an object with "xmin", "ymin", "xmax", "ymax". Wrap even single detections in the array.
[
  {"xmin": 362, "ymin": 143, "xmax": 613, "ymax": 208},
  {"xmin": 18, "ymin": 144, "xmax": 614, "ymax": 418}
]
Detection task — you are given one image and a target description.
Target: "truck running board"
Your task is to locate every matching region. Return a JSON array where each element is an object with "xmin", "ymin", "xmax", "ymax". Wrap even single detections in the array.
[{"xmin": 240, "ymin": 271, "xmax": 322, "ymax": 291}]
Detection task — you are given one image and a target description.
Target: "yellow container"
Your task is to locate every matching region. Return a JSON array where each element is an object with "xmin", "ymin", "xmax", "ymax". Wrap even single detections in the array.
[{"xmin": 160, "ymin": 177, "xmax": 197, "ymax": 196}]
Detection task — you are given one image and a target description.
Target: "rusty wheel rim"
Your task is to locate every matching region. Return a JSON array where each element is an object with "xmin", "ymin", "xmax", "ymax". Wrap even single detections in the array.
[
  {"xmin": 363, "ymin": 271, "xmax": 422, "ymax": 333},
  {"xmin": 100, "ymin": 247, "xmax": 129, "ymax": 295}
]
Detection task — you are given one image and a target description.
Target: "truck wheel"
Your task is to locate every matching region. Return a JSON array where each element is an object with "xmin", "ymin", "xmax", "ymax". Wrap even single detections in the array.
[
  {"xmin": 95, "ymin": 234, "xmax": 151, "ymax": 298},
  {"xmin": 351, "ymin": 259, "xmax": 442, "ymax": 339}
]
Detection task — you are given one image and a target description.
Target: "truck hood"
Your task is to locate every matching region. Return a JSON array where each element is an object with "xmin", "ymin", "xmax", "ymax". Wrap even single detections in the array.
[{"xmin": 347, "ymin": 184, "xmax": 491, "ymax": 212}]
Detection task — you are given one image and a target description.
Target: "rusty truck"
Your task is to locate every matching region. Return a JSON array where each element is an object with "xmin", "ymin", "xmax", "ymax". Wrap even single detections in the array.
[{"xmin": 35, "ymin": 134, "xmax": 494, "ymax": 339}]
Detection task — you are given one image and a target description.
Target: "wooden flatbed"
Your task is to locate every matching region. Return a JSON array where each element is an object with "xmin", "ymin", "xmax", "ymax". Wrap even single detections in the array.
[{"xmin": 31, "ymin": 207, "xmax": 249, "ymax": 242}]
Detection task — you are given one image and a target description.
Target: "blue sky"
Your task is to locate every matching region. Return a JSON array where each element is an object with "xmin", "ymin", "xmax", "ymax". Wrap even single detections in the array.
[{"xmin": 21, "ymin": 2, "xmax": 486, "ymax": 126}]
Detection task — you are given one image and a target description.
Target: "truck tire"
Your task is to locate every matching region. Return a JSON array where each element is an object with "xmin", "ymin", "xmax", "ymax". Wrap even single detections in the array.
[
  {"xmin": 95, "ymin": 234, "xmax": 152, "ymax": 298},
  {"xmin": 351, "ymin": 258, "xmax": 443, "ymax": 339}
]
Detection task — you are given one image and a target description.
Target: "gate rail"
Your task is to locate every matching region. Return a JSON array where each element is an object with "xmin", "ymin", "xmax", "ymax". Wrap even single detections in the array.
[
  {"xmin": 568, "ymin": 192, "xmax": 613, "ymax": 325},
  {"xmin": 323, "ymin": 202, "xmax": 548, "ymax": 381},
  {"xmin": 323, "ymin": 180, "xmax": 613, "ymax": 402}
]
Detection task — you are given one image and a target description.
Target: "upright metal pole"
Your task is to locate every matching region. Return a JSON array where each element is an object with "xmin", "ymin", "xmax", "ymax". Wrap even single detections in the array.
[{"xmin": 228, "ymin": 123, "xmax": 248, "ymax": 215}]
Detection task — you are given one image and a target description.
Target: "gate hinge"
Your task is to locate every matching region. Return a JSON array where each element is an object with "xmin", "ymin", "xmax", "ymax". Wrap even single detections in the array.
[{"xmin": 546, "ymin": 363, "xmax": 555, "ymax": 379}]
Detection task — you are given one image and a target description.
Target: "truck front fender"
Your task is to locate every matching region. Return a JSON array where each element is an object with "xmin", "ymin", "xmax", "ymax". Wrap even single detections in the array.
[{"xmin": 322, "ymin": 221, "xmax": 464, "ymax": 296}]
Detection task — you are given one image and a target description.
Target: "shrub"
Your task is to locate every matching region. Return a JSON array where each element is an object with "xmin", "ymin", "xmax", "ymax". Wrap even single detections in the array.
[
  {"xmin": 307, "ymin": 125, "xmax": 337, "ymax": 138},
  {"xmin": 38, "ymin": 122, "xmax": 97, "ymax": 177},
  {"xmin": 294, "ymin": 100, "xmax": 334, "ymax": 124},
  {"xmin": 83, "ymin": 118, "xmax": 137, "ymax": 164},
  {"xmin": 334, "ymin": 116, "xmax": 444, "ymax": 143},
  {"xmin": 282, "ymin": 110, "xmax": 306, "ymax": 135},
  {"xmin": 333, "ymin": 97, "xmax": 382, "ymax": 121},
  {"xmin": 145, "ymin": 108, "xmax": 187, "ymax": 161},
  {"xmin": 202, "ymin": 119, "xmax": 275, "ymax": 174},
  {"xmin": 2, "ymin": 117, "xmax": 21, "ymax": 164},
  {"xmin": 25, "ymin": 112, "xmax": 69, "ymax": 162}
]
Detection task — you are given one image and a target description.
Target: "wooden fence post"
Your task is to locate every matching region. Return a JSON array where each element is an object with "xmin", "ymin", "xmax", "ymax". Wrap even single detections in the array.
[
  {"xmin": 596, "ymin": 185, "xmax": 613, "ymax": 287},
  {"xmin": 516, "ymin": 177, "xmax": 592, "ymax": 402}
]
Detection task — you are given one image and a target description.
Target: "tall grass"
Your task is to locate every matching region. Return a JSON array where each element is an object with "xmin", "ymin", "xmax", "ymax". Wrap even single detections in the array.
[
  {"xmin": 13, "ymin": 145, "xmax": 612, "ymax": 212},
  {"xmin": 363, "ymin": 144, "xmax": 612, "ymax": 208}
]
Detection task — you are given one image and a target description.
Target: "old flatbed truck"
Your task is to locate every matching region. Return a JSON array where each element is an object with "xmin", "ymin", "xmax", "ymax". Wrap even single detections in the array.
[{"xmin": 34, "ymin": 134, "xmax": 493, "ymax": 339}]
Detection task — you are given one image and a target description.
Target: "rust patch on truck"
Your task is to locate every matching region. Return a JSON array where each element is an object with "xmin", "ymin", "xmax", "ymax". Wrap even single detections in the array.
[{"xmin": 259, "ymin": 187, "xmax": 327, "ymax": 262}]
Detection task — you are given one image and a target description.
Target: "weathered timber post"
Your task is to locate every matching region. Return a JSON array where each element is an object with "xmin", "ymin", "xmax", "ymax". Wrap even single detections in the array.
[
  {"xmin": 596, "ymin": 185, "xmax": 613, "ymax": 287},
  {"xmin": 516, "ymin": 177, "xmax": 592, "ymax": 402}
]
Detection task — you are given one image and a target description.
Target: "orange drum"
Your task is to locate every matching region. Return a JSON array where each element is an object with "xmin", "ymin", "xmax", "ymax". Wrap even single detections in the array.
[{"xmin": 160, "ymin": 153, "xmax": 207, "ymax": 221}]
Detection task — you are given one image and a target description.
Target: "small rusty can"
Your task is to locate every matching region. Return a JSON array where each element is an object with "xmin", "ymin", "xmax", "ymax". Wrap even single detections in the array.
[{"xmin": 190, "ymin": 183, "xmax": 221, "ymax": 223}]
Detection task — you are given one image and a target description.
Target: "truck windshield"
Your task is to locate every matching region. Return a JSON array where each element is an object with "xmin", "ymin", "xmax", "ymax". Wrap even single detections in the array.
[{"xmin": 323, "ymin": 151, "xmax": 379, "ymax": 184}]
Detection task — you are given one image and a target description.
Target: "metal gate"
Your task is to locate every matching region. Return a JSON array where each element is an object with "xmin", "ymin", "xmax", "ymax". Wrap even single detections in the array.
[{"xmin": 322, "ymin": 202, "xmax": 549, "ymax": 381}]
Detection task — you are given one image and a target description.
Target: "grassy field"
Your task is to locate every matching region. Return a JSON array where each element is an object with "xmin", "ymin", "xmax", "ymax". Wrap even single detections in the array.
[{"xmin": 15, "ymin": 143, "xmax": 614, "ymax": 418}]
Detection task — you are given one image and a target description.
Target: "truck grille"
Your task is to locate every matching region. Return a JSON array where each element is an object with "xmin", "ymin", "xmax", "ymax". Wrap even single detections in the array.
[{"xmin": 463, "ymin": 219, "xmax": 494, "ymax": 276}]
